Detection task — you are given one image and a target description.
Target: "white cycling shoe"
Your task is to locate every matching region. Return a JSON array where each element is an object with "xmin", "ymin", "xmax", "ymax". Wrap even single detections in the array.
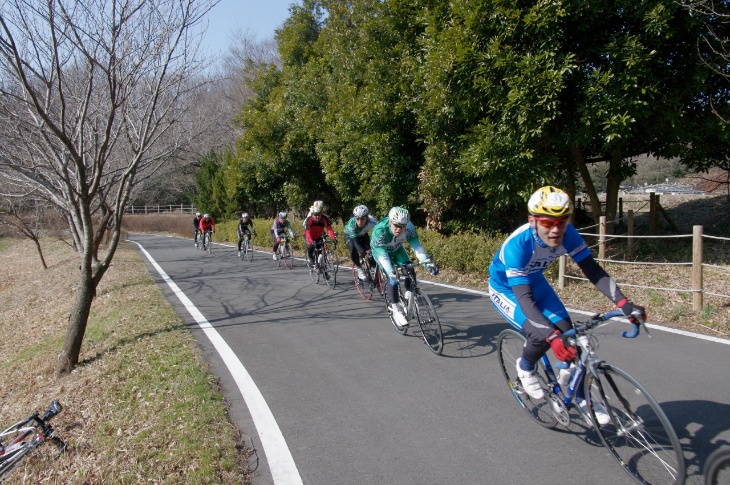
[
  {"xmin": 390, "ymin": 304, "xmax": 408, "ymax": 329},
  {"xmin": 355, "ymin": 268, "xmax": 367, "ymax": 280},
  {"xmin": 578, "ymin": 399, "xmax": 611, "ymax": 426},
  {"xmin": 515, "ymin": 358, "xmax": 546, "ymax": 400}
]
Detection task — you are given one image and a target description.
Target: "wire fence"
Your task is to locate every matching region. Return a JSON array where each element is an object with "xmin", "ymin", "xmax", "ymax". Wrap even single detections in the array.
[
  {"xmin": 558, "ymin": 217, "xmax": 730, "ymax": 311},
  {"xmin": 124, "ymin": 204, "xmax": 196, "ymax": 215}
]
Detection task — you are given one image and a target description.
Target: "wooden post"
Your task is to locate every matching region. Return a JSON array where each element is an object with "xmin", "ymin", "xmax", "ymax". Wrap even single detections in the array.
[
  {"xmin": 576, "ymin": 197, "xmax": 581, "ymax": 211},
  {"xmin": 649, "ymin": 192, "xmax": 657, "ymax": 234},
  {"xmin": 558, "ymin": 255, "xmax": 566, "ymax": 289},
  {"xmin": 627, "ymin": 210, "xmax": 634, "ymax": 256},
  {"xmin": 599, "ymin": 216, "xmax": 606, "ymax": 261},
  {"xmin": 693, "ymin": 225, "xmax": 703, "ymax": 311},
  {"xmin": 618, "ymin": 197, "xmax": 623, "ymax": 226}
]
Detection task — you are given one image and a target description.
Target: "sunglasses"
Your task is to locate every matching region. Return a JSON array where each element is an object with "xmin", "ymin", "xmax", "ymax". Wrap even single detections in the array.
[
  {"xmin": 534, "ymin": 217, "xmax": 569, "ymax": 229},
  {"xmin": 392, "ymin": 223, "xmax": 406, "ymax": 230},
  {"xmin": 356, "ymin": 216, "xmax": 368, "ymax": 221}
]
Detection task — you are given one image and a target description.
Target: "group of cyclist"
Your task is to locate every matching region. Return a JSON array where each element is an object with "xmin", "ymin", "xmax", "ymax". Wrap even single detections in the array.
[{"xmin": 193, "ymin": 185, "xmax": 647, "ymax": 415}]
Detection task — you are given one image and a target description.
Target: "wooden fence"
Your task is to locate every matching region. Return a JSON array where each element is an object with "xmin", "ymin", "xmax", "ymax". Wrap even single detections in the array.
[{"xmin": 124, "ymin": 204, "xmax": 196, "ymax": 215}]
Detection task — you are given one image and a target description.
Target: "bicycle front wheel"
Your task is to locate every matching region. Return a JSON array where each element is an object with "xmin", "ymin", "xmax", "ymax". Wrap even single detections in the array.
[
  {"xmin": 282, "ymin": 244, "xmax": 293, "ymax": 269},
  {"xmin": 353, "ymin": 264, "xmax": 373, "ymax": 300},
  {"xmin": 245, "ymin": 239, "xmax": 253, "ymax": 262},
  {"xmin": 324, "ymin": 250, "xmax": 337, "ymax": 288},
  {"xmin": 585, "ymin": 364, "xmax": 685, "ymax": 485},
  {"xmin": 497, "ymin": 329, "xmax": 558, "ymax": 428},
  {"xmin": 204, "ymin": 234, "xmax": 211, "ymax": 254},
  {"xmin": 0, "ymin": 422, "xmax": 36, "ymax": 479},
  {"xmin": 705, "ymin": 446, "xmax": 730, "ymax": 485},
  {"xmin": 413, "ymin": 289, "xmax": 443, "ymax": 354}
]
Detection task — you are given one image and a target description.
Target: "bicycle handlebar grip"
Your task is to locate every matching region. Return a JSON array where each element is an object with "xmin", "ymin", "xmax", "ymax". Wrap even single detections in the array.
[{"xmin": 622, "ymin": 323, "xmax": 640, "ymax": 339}]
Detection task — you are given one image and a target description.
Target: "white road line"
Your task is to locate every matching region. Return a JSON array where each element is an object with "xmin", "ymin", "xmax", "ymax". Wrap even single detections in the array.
[{"xmin": 131, "ymin": 241, "xmax": 303, "ymax": 485}]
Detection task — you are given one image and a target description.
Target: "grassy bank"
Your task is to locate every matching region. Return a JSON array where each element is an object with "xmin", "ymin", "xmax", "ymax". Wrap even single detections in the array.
[{"xmin": 0, "ymin": 238, "xmax": 248, "ymax": 484}]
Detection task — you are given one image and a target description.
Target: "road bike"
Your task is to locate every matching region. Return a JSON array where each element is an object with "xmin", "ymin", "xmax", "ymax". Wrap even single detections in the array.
[
  {"xmin": 0, "ymin": 400, "xmax": 66, "ymax": 480},
  {"xmin": 239, "ymin": 233, "xmax": 254, "ymax": 262},
  {"xmin": 705, "ymin": 445, "xmax": 730, "ymax": 485},
  {"xmin": 352, "ymin": 250, "xmax": 377, "ymax": 300},
  {"xmin": 383, "ymin": 260, "xmax": 443, "ymax": 355},
  {"xmin": 194, "ymin": 229, "xmax": 202, "ymax": 250},
  {"xmin": 308, "ymin": 235, "xmax": 338, "ymax": 288},
  {"xmin": 202, "ymin": 230, "xmax": 213, "ymax": 254},
  {"xmin": 497, "ymin": 309, "xmax": 685, "ymax": 484},
  {"xmin": 275, "ymin": 234, "xmax": 294, "ymax": 269}
]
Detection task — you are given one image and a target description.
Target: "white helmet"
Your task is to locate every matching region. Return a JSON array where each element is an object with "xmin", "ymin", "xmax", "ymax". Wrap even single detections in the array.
[
  {"xmin": 278, "ymin": 211, "xmax": 288, "ymax": 219},
  {"xmin": 312, "ymin": 200, "xmax": 323, "ymax": 210},
  {"xmin": 310, "ymin": 205, "xmax": 322, "ymax": 215},
  {"xmin": 353, "ymin": 205, "xmax": 369, "ymax": 218},
  {"xmin": 241, "ymin": 212, "xmax": 249, "ymax": 219},
  {"xmin": 388, "ymin": 207, "xmax": 409, "ymax": 225},
  {"xmin": 195, "ymin": 212, "xmax": 201, "ymax": 217},
  {"xmin": 203, "ymin": 213, "xmax": 210, "ymax": 219}
]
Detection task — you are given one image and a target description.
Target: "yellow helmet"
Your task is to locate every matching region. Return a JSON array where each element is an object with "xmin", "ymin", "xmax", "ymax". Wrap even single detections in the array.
[{"xmin": 527, "ymin": 186, "xmax": 573, "ymax": 217}]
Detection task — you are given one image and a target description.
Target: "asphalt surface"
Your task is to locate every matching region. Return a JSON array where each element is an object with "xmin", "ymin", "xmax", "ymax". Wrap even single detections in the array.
[{"xmin": 129, "ymin": 233, "xmax": 730, "ymax": 485}]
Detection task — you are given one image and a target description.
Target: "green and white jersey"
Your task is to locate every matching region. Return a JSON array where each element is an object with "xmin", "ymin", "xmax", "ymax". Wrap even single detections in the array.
[
  {"xmin": 343, "ymin": 215, "xmax": 377, "ymax": 239},
  {"xmin": 370, "ymin": 217, "xmax": 428, "ymax": 276}
]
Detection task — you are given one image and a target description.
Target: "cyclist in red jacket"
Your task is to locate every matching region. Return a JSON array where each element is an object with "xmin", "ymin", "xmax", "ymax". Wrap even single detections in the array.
[
  {"xmin": 198, "ymin": 213, "xmax": 216, "ymax": 237},
  {"xmin": 304, "ymin": 204, "xmax": 336, "ymax": 268}
]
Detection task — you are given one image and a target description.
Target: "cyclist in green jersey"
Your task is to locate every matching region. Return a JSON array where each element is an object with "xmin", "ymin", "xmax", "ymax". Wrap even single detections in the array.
[
  {"xmin": 370, "ymin": 207, "xmax": 439, "ymax": 328},
  {"xmin": 344, "ymin": 205, "xmax": 377, "ymax": 280}
]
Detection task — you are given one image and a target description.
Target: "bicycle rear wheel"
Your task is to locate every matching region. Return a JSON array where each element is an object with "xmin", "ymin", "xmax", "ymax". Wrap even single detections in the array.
[
  {"xmin": 323, "ymin": 250, "xmax": 336, "ymax": 288},
  {"xmin": 497, "ymin": 329, "xmax": 558, "ymax": 428},
  {"xmin": 353, "ymin": 264, "xmax": 373, "ymax": 300},
  {"xmin": 412, "ymin": 289, "xmax": 443, "ymax": 354},
  {"xmin": 705, "ymin": 446, "xmax": 730, "ymax": 485},
  {"xmin": 585, "ymin": 364, "xmax": 685, "ymax": 485}
]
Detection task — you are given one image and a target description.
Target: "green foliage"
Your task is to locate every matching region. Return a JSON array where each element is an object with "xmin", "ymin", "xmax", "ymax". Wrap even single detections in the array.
[
  {"xmin": 222, "ymin": 0, "xmax": 723, "ymax": 233},
  {"xmin": 417, "ymin": 227, "xmax": 506, "ymax": 274}
]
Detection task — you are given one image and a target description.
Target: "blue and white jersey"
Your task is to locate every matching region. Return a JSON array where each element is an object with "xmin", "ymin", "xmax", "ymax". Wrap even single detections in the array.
[{"xmin": 489, "ymin": 223, "xmax": 591, "ymax": 292}]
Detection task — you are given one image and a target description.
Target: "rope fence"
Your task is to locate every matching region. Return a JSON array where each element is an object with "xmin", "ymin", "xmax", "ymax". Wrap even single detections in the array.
[{"xmin": 558, "ymin": 216, "xmax": 730, "ymax": 310}]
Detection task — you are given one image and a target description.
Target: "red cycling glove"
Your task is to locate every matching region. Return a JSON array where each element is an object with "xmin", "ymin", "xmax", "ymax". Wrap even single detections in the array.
[{"xmin": 546, "ymin": 330, "xmax": 577, "ymax": 362}]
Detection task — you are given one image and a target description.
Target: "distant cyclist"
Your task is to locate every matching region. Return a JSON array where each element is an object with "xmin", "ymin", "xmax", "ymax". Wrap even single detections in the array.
[
  {"xmin": 303, "ymin": 200, "xmax": 327, "ymax": 229},
  {"xmin": 370, "ymin": 207, "xmax": 439, "ymax": 328},
  {"xmin": 192, "ymin": 212, "xmax": 202, "ymax": 246},
  {"xmin": 237, "ymin": 212, "xmax": 257, "ymax": 256},
  {"xmin": 488, "ymin": 186, "xmax": 646, "ymax": 423},
  {"xmin": 271, "ymin": 211, "xmax": 296, "ymax": 260},
  {"xmin": 344, "ymin": 205, "xmax": 377, "ymax": 280},
  {"xmin": 304, "ymin": 204, "xmax": 337, "ymax": 268},
  {"xmin": 198, "ymin": 213, "xmax": 216, "ymax": 241}
]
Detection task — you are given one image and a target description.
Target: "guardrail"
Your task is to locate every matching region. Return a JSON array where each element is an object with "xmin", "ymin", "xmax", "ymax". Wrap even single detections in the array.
[{"xmin": 124, "ymin": 205, "xmax": 196, "ymax": 214}]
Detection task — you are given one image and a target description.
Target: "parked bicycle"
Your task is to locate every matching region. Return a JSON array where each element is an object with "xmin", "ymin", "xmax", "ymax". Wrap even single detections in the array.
[
  {"xmin": 275, "ymin": 234, "xmax": 294, "ymax": 269},
  {"xmin": 309, "ymin": 235, "xmax": 338, "ymax": 288},
  {"xmin": 202, "ymin": 229, "xmax": 213, "ymax": 254},
  {"xmin": 352, "ymin": 250, "xmax": 377, "ymax": 300},
  {"xmin": 239, "ymin": 234, "xmax": 254, "ymax": 262},
  {"xmin": 497, "ymin": 309, "xmax": 685, "ymax": 484},
  {"xmin": 705, "ymin": 445, "xmax": 730, "ymax": 485},
  {"xmin": 0, "ymin": 400, "xmax": 66, "ymax": 480},
  {"xmin": 382, "ymin": 260, "xmax": 443, "ymax": 355}
]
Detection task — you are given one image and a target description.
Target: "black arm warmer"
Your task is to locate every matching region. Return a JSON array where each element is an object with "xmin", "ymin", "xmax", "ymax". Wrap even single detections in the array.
[
  {"xmin": 576, "ymin": 256, "xmax": 626, "ymax": 304},
  {"xmin": 513, "ymin": 284, "xmax": 558, "ymax": 341}
]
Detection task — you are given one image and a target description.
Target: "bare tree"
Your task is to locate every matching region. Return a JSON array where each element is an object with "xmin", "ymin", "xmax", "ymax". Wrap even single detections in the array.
[
  {"xmin": 0, "ymin": 0, "xmax": 219, "ymax": 373},
  {"xmin": 0, "ymin": 194, "xmax": 55, "ymax": 268}
]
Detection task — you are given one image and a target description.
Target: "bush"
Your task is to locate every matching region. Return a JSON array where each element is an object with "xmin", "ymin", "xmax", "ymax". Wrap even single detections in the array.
[{"xmin": 418, "ymin": 228, "xmax": 506, "ymax": 274}]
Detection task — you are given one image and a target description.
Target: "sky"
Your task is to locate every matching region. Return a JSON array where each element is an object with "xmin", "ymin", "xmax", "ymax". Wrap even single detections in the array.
[{"xmin": 201, "ymin": 0, "xmax": 299, "ymax": 56}]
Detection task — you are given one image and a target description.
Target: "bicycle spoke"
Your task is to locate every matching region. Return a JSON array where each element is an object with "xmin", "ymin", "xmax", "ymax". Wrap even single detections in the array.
[{"xmin": 587, "ymin": 364, "xmax": 685, "ymax": 484}]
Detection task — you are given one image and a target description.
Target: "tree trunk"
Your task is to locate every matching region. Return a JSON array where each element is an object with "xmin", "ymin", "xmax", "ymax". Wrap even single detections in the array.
[
  {"xmin": 571, "ymin": 145, "xmax": 602, "ymax": 223},
  {"xmin": 58, "ymin": 255, "xmax": 97, "ymax": 374},
  {"xmin": 603, "ymin": 150, "xmax": 624, "ymax": 233},
  {"xmin": 31, "ymin": 235, "xmax": 48, "ymax": 270}
]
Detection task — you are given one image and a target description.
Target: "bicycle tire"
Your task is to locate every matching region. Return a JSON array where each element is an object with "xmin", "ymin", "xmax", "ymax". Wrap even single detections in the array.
[
  {"xmin": 412, "ymin": 289, "xmax": 443, "ymax": 355},
  {"xmin": 585, "ymin": 363, "xmax": 686, "ymax": 485},
  {"xmin": 323, "ymin": 249, "xmax": 336, "ymax": 288},
  {"xmin": 246, "ymin": 239, "xmax": 253, "ymax": 262},
  {"xmin": 204, "ymin": 233, "xmax": 211, "ymax": 254},
  {"xmin": 374, "ymin": 266, "xmax": 385, "ymax": 298},
  {"xmin": 497, "ymin": 329, "xmax": 558, "ymax": 428},
  {"xmin": 283, "ymin": 244, "xmax": 293, "ymax": 269},
  {"xmin": 353, "ymin": 264, "xmax": 373, "ymax": 300},
  {"xmin": 310, "ymin": 255, "xmax": 319, "ymax": 283},
  {"xmin": 705, "ymin": 446, "xmax": 730, "ymax": 485}
]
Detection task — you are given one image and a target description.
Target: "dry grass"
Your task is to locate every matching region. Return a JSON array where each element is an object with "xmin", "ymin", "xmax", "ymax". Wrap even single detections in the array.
[{"xmin": 0, "ymin": 238, "xmax": 249, "ymax": 484}]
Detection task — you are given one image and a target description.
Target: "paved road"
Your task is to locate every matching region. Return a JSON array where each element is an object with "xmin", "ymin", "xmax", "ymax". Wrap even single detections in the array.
[{"xmin": 130, "ymin": 233, "xmax": 730, "ymax": 485}]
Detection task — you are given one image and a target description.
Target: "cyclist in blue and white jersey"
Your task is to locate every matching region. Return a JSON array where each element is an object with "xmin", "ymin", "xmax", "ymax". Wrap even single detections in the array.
[
  {"xmin": 271, "ymin": 211, "xmax": 296, "ymax": 260},
  {"xmin": 343, "ymin": 205, "xmax": 377, "ymax": 280},
  {"xmin": 488, "ymin": 186, "xmax": 646, "ymax": 422},
  {"xmin": 371, "ymin": 207, "xmax": 438, "ymax": 329}
]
